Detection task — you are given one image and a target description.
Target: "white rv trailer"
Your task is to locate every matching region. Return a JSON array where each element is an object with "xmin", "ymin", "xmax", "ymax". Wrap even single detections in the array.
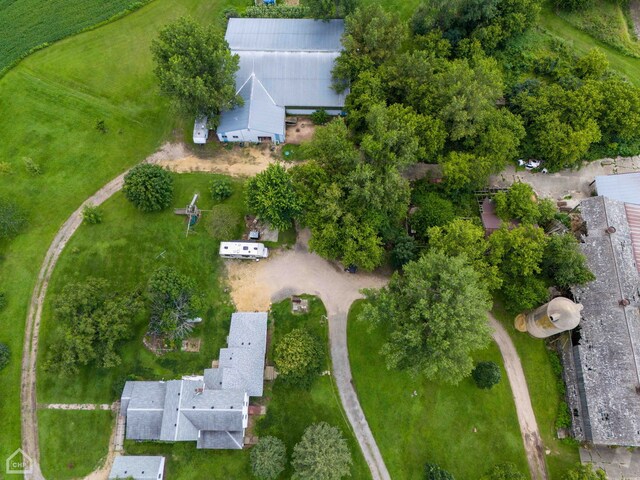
[
  {"xmin": 219, "ymin": 241, "xmax": 269, "ymax": 260},
  {"xmin": 193, "ymin": 116, "xmax": 209, "ymax": 144}
]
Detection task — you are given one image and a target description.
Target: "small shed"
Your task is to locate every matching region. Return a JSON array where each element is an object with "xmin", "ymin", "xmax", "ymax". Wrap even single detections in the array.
[
  {"xmin": 193, "ymin": 116, "xmax": 209, "ymax": 144},
  {"xmin": 109, "ymin": 456, "xmax": 165, "ymax": 480}
]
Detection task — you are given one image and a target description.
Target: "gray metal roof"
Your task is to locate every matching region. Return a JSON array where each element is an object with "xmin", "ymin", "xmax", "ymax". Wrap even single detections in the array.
[
  {"xmin": 109, "ymin": 456, "xmax": 165, "ymax": 480},
  {"xmin": 595, "ymin": 172, "xmax": 640, "ymax": 205},
  {"xmin": 225, "ymin": 18, "xmax": 344, "ymax": 52},
  {"xmin": 224, "ymin": 312, "xmax": 268, "ymax": 396},
  {"xmin": 235, "ymin": 52, "xmax": 347, "ymax": 108},
  {"xmin": 217, "ymin": 74, "xmax": 285, "ymax": 135},
  {"xmin": 570, "ymin": 196, "xmax": 640, "ymax": 446},
  {"xmin": 218, "ymin": 19, "xmax": 347, "ymax": 135}
]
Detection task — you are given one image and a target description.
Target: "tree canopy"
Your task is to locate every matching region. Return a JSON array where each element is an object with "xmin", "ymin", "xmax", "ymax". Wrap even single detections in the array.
[
  {"xmin": 246, "ymin": 163, "xmax": 301, "ymax": 231},
  {"xmin": 361, "ymin": 251, "xmax": 492, "ymax": 384},
  {"xmin": 274, "ymin": 328, "xmax": 325, "ymax": 388},
  {"xmin": 151, "ymin": 17, "xmax": 240, "ymax": 122},
  {"xmin": 424, "ymin": 463, "xmax": 455, "ymax": 480},
  {"xmin": 45, "ymin": 278, "xmax": 142, "ymax": 376},
  {"xmin": 292, "ymin": 422, "xmax": 353, "ymax": 480},
  {"xmin": 542, "ymin": 234, "xmax": 595, "ymax": 288},
  {"xmin": 0, "ymin": 198, "xmax": 27, "ymax": 240},
  {"xmin": 250, "ymin": 436, "xmax": 287, "ymax": 480},
  {"xmin": 123, "ymin": 164, "xmax": 174, "ymax": 212},
  {"xmin": 481, "ymin": 463, "xmax": 527, "ymax": 480},
  {"xmin": 472, "ymin": 361, "xmax": 502, "ymax": 389},
  {"xmin": 147, "ymin": 266, "xmax": 200, "ymax": 341},
  {"xmin": 563, "ymin": 463, "xmax": 608, "ymax": 480}
]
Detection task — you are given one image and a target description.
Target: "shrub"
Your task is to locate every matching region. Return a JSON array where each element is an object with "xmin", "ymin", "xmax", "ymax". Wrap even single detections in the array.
[
  {"xmin": 210, "ymin": 177, "xmax": 233, "ymax": 202},
  {"xmin": 244, "ymin": 5, "xmax": 310, "ymax": 18},
  {"xmin": 0, "ymin": 343, "xmax": 9, "ymax": 371},
  {"xmin": 250, "ymin": 436, "xmax": 287, "ymax": 480},
  {"xmin": 0, "ymin": 199, "xmax": 27, "ymax": 240},
  {"xmin": 424, "ymin": 463, "xmax": 455, "ymax": 480},
  {"xmin": 123, "ymin": 164, "xmax": 173, "ymax": 212},
  {"xmin": 0, "ymin": 292, "xmax": 6, "ymax": 311},
  {"xmin": 311, "ymin": 108, "xmax": 329, "ymax": 125},
  {"xmin": 410, "ymin": 192, "xmax": 455, "ymax": 238},
  {"xmin": 472, "ymin": 361, "xmax": 502, "ymax": 389},
  {"xmin": 0, "ymin": 162, "xmax": 12, "ymax": 175},
  {"xmin": 82, "ymin": 204, "xmax": 103, "ymax": 224},
  {"xmin": 556, "ymin": 400, "xmax": 572, "ymax": 429},
  {"xmin": 23, "ymin": 157, "xmax": 42, "ymax": 175}
]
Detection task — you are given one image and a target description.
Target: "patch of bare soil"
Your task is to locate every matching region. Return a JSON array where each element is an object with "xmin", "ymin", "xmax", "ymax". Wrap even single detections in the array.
[
  {"xmin": 223, "ymin": 258, "xmax": 272, "ymax": 311},
  {"xmin": 285, "ymin": 119, "xmax": 316, "ymax": 144},
  {"xmin": 159, "ymin": 143, "xmax": 278, "ymax": 177}
]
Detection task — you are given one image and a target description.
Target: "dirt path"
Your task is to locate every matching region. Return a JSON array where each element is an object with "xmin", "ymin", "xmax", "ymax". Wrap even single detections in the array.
[
  {"xmin": 630, "ymin": 0, "xmax": 640, "ymax": 38},
  {"xmin": 489, "ymin": 314, "xmax": 549, "ymax": 480},
  {"xmin": 225, "ymin": 230, "xmax": 392, "ymax": 480}
]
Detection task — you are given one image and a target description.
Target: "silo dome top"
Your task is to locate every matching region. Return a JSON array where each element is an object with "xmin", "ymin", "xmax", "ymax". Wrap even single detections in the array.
[{"xmin": 547, "ymin": 297, "xmax": 583, "ymax": 330}]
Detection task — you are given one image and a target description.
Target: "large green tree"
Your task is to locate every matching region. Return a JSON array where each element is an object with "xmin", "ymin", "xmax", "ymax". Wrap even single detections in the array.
[
  {"xmin": 424, "ymin": 463, "xmax": 455, "ymax": 480},
  {"xmin": 542, "ymin": 234, "xmax": 595, "ymax": 288},
  {"xmin": 148, "ymin": 266, "xmax": 200, "ymax": 341},
  {"xmin": 246, "ymin": 163, "xmax": 301, "ymax": 230},
  {"xmin": 292, "ymin": 422, "xmax": 353, "ymax": 480},
  {"xmin": 361, "ymin": 251, "xmax": 492, "ymax": 384},
  {"xmin": 45, "ymin": 278, "xmax": 142, "ymax": 376},
  {"xmin": 428, "ymin": 218, "xmax": 502, "ymax": 291},
  {"xmin": 250, "ymin": 436, "xmax": 287, "ymax": 480},
  {"xmin": 151, "ymin": 17, "xmax": 241, "ymax": 122},
  {"xmin": 494, "ymin": 182, "xmax": 541, "ymax": 224},
  {"xmin": 563, "ymin": 463, "xmax": 607, "ymax": 480},
  {"xmin": 274, "ymin": 328, "xmax": 325, "ymax": 388},
  {"xmin": 123, "ymin": 164, "xmax": 174, "ymax": 212}
]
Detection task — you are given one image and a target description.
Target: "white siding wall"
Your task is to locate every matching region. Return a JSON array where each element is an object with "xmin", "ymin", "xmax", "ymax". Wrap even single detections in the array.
[{"xmin": 217, "ymin": 128, "xmax": 277, "ymax": 143}]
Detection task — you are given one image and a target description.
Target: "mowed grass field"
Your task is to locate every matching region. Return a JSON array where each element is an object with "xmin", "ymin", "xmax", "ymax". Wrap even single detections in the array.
[
  {"xmin": 0, "ymin": 0, "xmax": 149, "ymax": 75},
  {"xmin": 38, "ymin": 409, "xmax": 114, "ymax": 479},
  {"xmin": 0, "ymin": 0, "xmax": 248, "ymax": 469},
  {"xmin": 125, "ymin": 297, "xmax": 372, "ymax": 479},
  {"xmin": 347, "ymin": 301, "xmax": 528, "ymax": 480}
]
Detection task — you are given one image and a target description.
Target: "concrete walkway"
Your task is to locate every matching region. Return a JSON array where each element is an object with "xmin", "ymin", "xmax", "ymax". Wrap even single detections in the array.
[
  {"xmin": 489, "ymin": 314, "xmax": 549, "ymax": 480},
  {"xmin": 38, "ymin": 403, "xmax": 113, "ymax": 410}
]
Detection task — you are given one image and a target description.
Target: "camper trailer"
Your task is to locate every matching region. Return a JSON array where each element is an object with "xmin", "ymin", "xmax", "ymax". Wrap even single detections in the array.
[{"xmin": 219, "ymin": 241, "xmax": 269, "ymax": 260}]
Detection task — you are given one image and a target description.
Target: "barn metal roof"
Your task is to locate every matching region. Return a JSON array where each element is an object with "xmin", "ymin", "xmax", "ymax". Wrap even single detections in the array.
[
  {"xmin": 217, "ymin": 74, "xmax": 285, "ymax": 135},
  {"xmin": 218, "ymin": 19, "xmax": 347, "ymax": 134},
  {"xmin": 595, "ymin": 172, "xmax": 640, "ymax": 205},
  {"xmin": 569, "ymin": 196, "xmax": 640, "ymax": 446},
  {"xmin": 225, "ymin": 18, "xmax": 344, "ymax": 52}
]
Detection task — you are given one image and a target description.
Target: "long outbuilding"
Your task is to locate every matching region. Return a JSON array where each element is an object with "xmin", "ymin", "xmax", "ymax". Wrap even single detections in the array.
[{"xmin": 216, "ymin": 18, "xmax": 348, "ymax": 144}]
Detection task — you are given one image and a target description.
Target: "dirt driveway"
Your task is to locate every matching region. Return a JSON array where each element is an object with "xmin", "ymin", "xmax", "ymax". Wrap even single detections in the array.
[{"xmin": 490, "ymin": 156, "xmax": 640, "ymax": 207}]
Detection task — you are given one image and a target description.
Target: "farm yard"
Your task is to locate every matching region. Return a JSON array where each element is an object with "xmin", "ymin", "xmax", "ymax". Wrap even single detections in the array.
[{"xmin": 2, "ymin": 0, "xmax": 640, "ymax": 478}]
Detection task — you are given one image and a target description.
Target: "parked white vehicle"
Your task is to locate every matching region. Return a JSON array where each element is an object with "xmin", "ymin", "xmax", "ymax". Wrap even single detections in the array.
[{"xmin": 219, "ymin": 241, "xmax": 269, "ymax": 260}]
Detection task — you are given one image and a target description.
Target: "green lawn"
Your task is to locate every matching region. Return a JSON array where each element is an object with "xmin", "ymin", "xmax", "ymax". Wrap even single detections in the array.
[
  {"xmin": 347, "ymin": 300, "xmax": 528, "ymax": 480},
  {"xmin": 539, "ymin": 2, "xmax": 640, "ymax": 85},
  {"xmin": 126, "ymin": 297, "xmax": 371, "ymax": 479},
  {"xmin": 555, "ymin": 0, "xmax": 640, "ymax": 58},
  {"xmin": 38, "ymin": 173, "xmax": 247, "ymax": 405},
  {"xmin": 0, "ymin": 0, "xmax": 248, "ymax": 466},
  {"xmin": 492, "ymin": 305, "xmax": 580, "ymax": 479},
  {"xmin": 38, "ymin": 409, "xmax": 113, "ymax": 479},
  {"xmin": 0, "ymin": 0, "xmax": 151, "ymax": 75}
]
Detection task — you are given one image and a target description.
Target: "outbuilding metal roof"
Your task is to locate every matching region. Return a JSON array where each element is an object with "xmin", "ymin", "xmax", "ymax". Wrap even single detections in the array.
[
  {"xmin": 225, "ymin": 18, "xmax": 344, "ymax": 52},
  {"xmin": 218, "ymin": 19, "xmax": 347, "ymax": 135},
  {"xmin": 595, "ymin": 172, "xmax": 640, "ymax": 205},
  {"xmin": 109, "ymin": 456, "xmax": 165, "ymax": 480}
]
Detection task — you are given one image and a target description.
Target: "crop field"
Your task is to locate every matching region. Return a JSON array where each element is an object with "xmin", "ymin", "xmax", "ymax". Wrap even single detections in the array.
[{"xmin": 0, "ymin": 0, "xmax": 149, "ymax": 75}]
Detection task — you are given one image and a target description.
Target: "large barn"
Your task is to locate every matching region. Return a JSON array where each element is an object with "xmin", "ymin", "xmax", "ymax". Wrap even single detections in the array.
[{"xmin": 216, "ymin": 18, "xmax": 348, "ymax": 144}]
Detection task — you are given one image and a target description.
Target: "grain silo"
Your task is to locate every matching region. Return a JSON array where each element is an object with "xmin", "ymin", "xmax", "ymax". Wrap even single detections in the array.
[{"xmin": 515, "ymin": 297, "xmax": 583, "ymax": 338}]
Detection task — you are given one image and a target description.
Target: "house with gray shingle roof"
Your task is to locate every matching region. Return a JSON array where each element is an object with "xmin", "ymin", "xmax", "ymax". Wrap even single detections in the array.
[
  {"xmin": 108, "ymin": 456, "xmax": 165, "ymax": 480},
  {"xmin": 121, "ymin": 312, "xmax": 267, "ymax": 449}
]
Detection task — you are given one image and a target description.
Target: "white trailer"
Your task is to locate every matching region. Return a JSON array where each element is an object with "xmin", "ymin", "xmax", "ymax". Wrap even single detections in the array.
[
  {"xmin": 219, "ymin": 241, "xmax": 269, "ymax": 260},
  {"xmin": 193, "ymin": 116, "xmax": 209, "ymax": 144}
]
